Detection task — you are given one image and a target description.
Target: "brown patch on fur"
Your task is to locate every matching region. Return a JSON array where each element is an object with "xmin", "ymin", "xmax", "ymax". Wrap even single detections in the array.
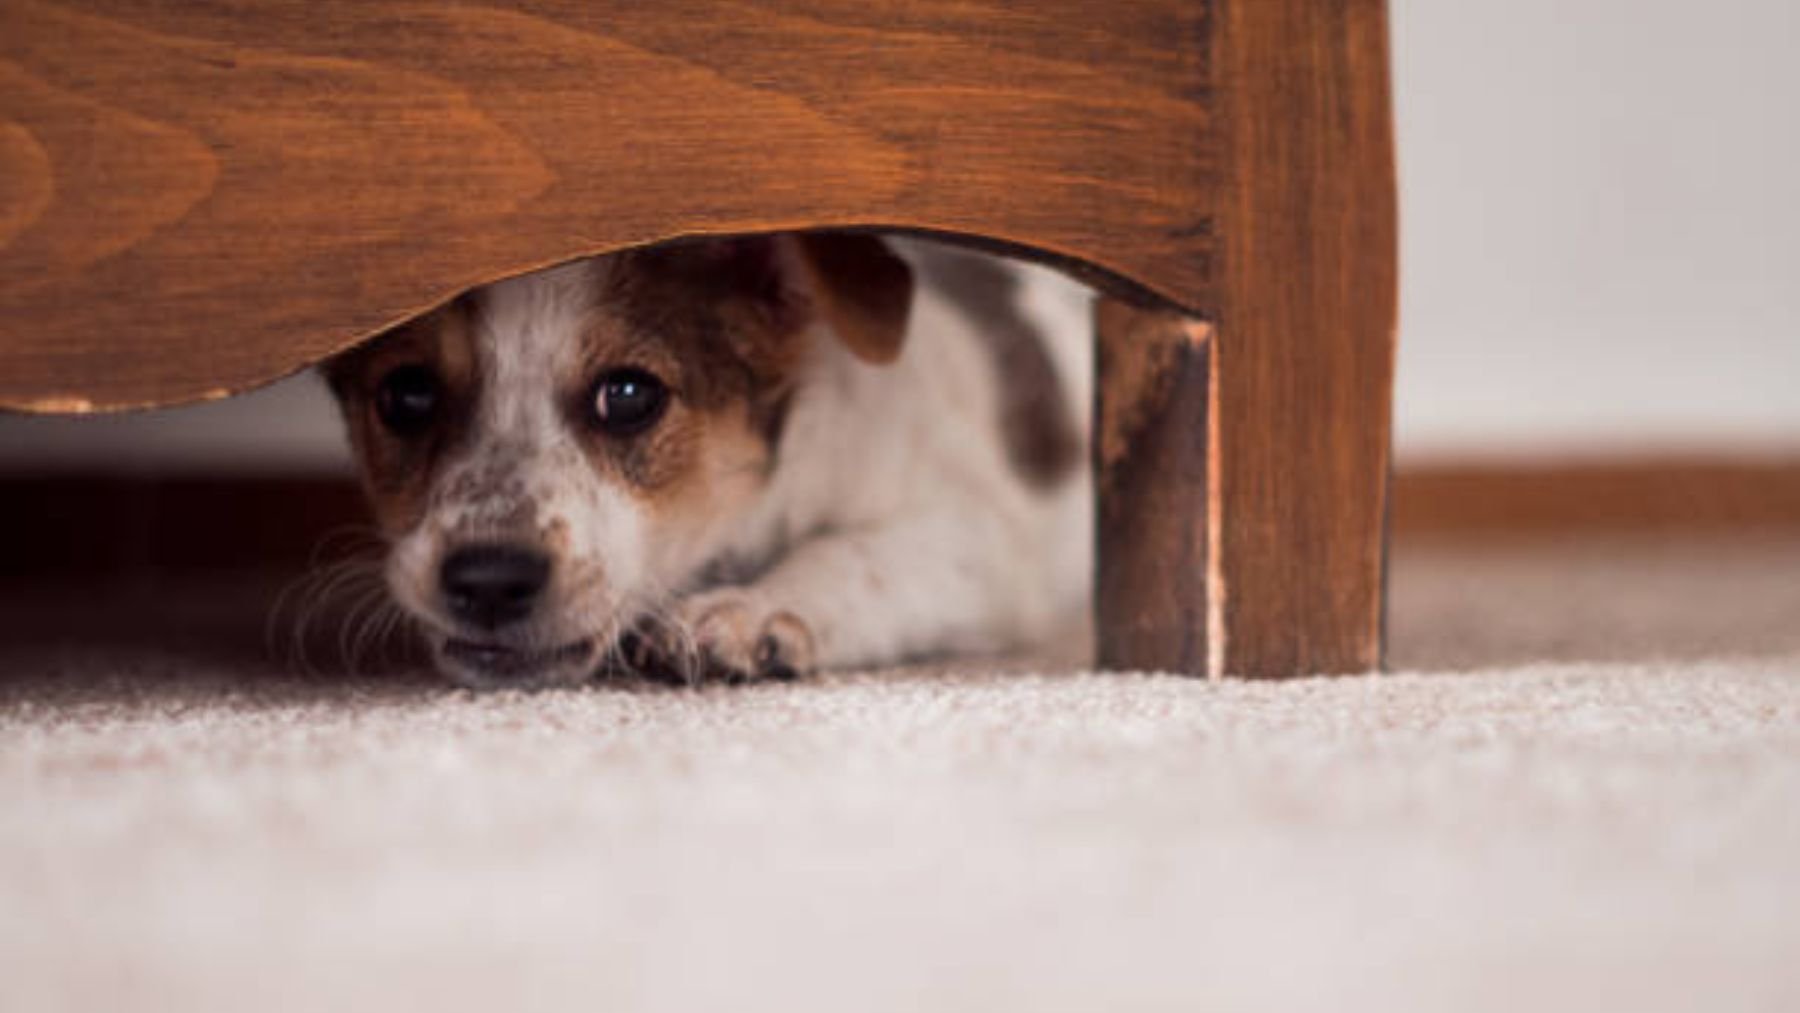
[
  {"xmin": 789, "ymin": 233, "xmax": 914, "ymax": 365},
  {"xmin": 586, "ymin": 241, "xmax": 812, "ymax": 499},
  {"xmin": 540, "ymin": 515, "xmax": 571, "ymax": 556},
  {"xmin": 324, "ymin": 299, "xmax": 478, "ymax": 534},
  {"xmin": 436, "ymin": 452, "xmax": 538, "ymax": 529},
  {"xmin": 329, "ymin": 234, "xmax": 913, "ymax": 550},
  {"xmin": 921, "ymin": 248, "xmax": 1081, "ymax": 490},
  {"xmin": 540, "ymin": 234, "xmax": 912, "ymax": 538}
]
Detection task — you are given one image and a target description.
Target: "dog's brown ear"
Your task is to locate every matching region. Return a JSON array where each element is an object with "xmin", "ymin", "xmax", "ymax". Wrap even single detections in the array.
[
  {"xmin": 789, "ymin": 233, "xmax": 914, "ymax": 365},
  {"xmin": 625, "ymin": 232, "xmax": 913, "ymax": 365}
]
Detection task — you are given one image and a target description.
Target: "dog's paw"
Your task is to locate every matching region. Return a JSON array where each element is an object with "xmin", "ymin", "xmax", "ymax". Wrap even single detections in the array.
[{"xmin": 617, "ymin": 590, "xmax": 817, "ymax": 686}]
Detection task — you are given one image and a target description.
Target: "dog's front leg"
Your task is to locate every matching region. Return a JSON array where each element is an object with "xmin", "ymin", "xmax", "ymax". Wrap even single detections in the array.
[{"xmin": 624, "ymin": 508, "xmax": 1046, "ymax": 683}]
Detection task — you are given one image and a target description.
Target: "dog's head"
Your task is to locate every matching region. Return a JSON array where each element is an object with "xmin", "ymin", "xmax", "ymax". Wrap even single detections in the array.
[{"xmin": 326, "ymin": 233, "xmax": 913, "ymax": 687}]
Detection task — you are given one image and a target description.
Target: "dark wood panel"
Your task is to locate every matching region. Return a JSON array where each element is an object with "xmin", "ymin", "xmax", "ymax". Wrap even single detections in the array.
[
  {"xmin": 0, "ymin": 0, "xmax": 1218, "ymax": 411},
  {"xmin": 1094, "ymin": 302, "xmax": 1221, "ymax": 676},
  {"xmin": 1211, "ymin": 0, "xmax": 1398, "ymax": 675}
]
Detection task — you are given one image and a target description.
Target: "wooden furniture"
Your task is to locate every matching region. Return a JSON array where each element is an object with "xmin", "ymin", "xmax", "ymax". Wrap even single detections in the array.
[{"xmin": 0, "ymin": 0, "xmax": 1397, "ymax": 678}]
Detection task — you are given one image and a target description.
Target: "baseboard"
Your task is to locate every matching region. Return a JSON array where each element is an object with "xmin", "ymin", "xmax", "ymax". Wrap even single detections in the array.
[
  {"xmin": 4, "ymin": 458, "xmax": 1798, "ymax": 579},
  {"xmin": 1393, "ymin": 458, "xmax": 1800, "ymax": 537}
]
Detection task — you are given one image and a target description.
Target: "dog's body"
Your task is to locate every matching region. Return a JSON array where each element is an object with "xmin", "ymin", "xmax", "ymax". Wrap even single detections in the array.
[{"xmin": 329, "ymin": 234, "xmax": 1090, "ymax": 687}]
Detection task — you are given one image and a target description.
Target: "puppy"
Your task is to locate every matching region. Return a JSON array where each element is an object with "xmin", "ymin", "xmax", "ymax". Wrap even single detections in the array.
[{"xmin": 326, "ymin": 233, "xmax": 1090, "ymax": 688}]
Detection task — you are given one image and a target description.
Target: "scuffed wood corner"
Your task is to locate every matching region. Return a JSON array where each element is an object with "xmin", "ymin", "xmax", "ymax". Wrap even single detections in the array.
[{"xmin": 1094, "ymin": 298, "xmax": 1223, "ymax": 678}]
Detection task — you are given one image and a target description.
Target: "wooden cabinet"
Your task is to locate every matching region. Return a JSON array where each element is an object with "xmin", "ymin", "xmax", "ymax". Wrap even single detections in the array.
[{"xmin": 0, "ymin": 0, "xmax": 1396, "ymax": 677}]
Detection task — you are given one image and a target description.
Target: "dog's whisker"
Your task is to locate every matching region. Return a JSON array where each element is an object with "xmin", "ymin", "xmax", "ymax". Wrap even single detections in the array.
[
  {"xmin": 269, "ymin": 563, "xmax": 339, "ymax": 676},
  {"xmin": 316, "ymin": 236, "xmax": 1081, "ymax": 689},
  {"xmin": 305, "ymin": 524, "xmax": 387, "ymax": 568},
  {"xmin": 269, "ymin": 556, "xmax": 386, "ymax": 679},
  {"xmin": 630, "ymin": 582, "xmax": 705, "ymax": 685},
  {"xmin": 344, "ymin": 589, "xmax": 388, "ymax": 676},
  {"xmin": 369, "ymin": 598, "xmax": 413, "ymax": 669},
  {"xmin": 336, "ymin": 582, "xmax": 392, "ymax": 675},
  {"xmin": 347, "ymin": 590, "xmax": 395, "ymax": 676},
  {"xmin": 362, "ymin": 596, "xmax": 410, "ymax": 673}
]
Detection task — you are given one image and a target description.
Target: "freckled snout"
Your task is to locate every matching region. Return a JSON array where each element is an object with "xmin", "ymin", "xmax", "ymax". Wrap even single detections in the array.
[{"xmin": 440, "ymin": 543, "xmax": 551, "ymax": 630}]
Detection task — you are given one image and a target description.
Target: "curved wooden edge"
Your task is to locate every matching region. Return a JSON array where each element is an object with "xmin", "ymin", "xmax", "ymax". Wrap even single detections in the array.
[
  {"xmin": 1, "ymin": 225, "xmax": 1187, "ymax": 417},
  {"xmin": 1, "ymin": 0, "xmax": 1220, "ymax": 416}
]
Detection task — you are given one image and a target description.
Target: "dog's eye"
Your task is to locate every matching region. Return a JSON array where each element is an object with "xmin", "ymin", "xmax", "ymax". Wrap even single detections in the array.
[
  {"xmin": 374, "ymin": 365, "xmax": 440, "ymax": 436},
  {"xmin": 590, "ymin": 368, "xmax": 669, "ymax": 436}
]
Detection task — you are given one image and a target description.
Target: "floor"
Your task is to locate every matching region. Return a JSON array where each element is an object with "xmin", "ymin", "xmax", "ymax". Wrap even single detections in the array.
[{"xmin": 3, "ymin": 533, "xmax": 1798, "ymax": 1012}]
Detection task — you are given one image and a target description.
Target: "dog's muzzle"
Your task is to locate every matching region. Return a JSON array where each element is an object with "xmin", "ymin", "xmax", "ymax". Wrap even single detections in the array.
[
  {"xmin": 431, "ymin": 542, "xmax": 596, "ymax": 686},
  {"xmin": 440, "ymin": 542, "xmax": 550, "ymax": 630}
]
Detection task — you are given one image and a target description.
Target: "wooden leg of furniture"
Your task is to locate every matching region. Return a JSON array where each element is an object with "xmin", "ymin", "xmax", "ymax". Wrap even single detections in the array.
[
  {"xmin": 1095, "ymin": 0, "xmax": 1398, "ymax": 678},
  {"xmin": 1094, "ymin": 301, "xmax": 1221, "ymax": 676}
]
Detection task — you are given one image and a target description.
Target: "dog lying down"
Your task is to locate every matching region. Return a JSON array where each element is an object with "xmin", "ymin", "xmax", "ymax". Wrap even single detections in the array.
[{"xmin": 327, "ymin": 233, "xmax": 1092, "ymax": 688}]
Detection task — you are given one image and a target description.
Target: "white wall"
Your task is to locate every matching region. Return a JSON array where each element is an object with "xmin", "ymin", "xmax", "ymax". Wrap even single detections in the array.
[
  {"xmin": 1392, "ymin": 0, "xmax": 1800, "ymax": 458},
  {"xmin": 3, "ymin": 0, "xmax": 1797, "ymax": 472}
]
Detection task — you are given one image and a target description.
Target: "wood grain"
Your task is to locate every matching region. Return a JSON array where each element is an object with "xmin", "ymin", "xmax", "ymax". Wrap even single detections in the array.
[
  {"xmin": 0, "ymin": 0, "xmax": 1218, "ymax": 410},
  {"xmin": 1094, "ymin": 301, "xmax": 1221, "ymax": 676},
  {"xmin": 1094, "ymin": 0, "xmax": 1398, "ymax": 678},
  {"xmin": 0, "ymin": 0, "xmax": 1400, "ymax": 680},
  {"xmin": 1210, "ymin": 0, "xmax": 1398, "ymax": 675}
]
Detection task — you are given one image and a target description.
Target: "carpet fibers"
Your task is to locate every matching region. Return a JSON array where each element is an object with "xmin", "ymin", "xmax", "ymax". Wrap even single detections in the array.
[{"xmin": 3, "ymin": 534, "xmax": 1799, "ymax": 1012}]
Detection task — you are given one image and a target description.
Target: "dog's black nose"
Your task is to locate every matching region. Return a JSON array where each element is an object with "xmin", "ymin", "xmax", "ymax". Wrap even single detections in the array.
[{"xmin": 440, "ymin": 544, "xmax": 550, "ymax": 630}]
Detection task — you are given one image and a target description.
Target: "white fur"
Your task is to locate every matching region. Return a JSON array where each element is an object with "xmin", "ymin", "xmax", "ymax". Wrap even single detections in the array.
[
  {"xmin": 386, "ymin": 238, "xmax": 1091, "ymax": 679},
  {"xmin": 702, "ymin": 239, "xmax": 1093, "ymax": 668},
  {"xmin": 390, "ymin": 260, "xmax": 651, "ymax": 651}
]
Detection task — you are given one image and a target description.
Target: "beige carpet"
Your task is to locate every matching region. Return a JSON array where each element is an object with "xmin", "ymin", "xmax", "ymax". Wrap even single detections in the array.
[{"xmin": 3, "ymin": 534, "xmax": 1799, "ymax": 1012}]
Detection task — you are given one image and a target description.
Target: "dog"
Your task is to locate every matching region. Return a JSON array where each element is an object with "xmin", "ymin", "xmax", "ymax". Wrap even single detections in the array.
[{"xmin": 326, "ymin": 232, "xmax": 1090, "ymax": 688}]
